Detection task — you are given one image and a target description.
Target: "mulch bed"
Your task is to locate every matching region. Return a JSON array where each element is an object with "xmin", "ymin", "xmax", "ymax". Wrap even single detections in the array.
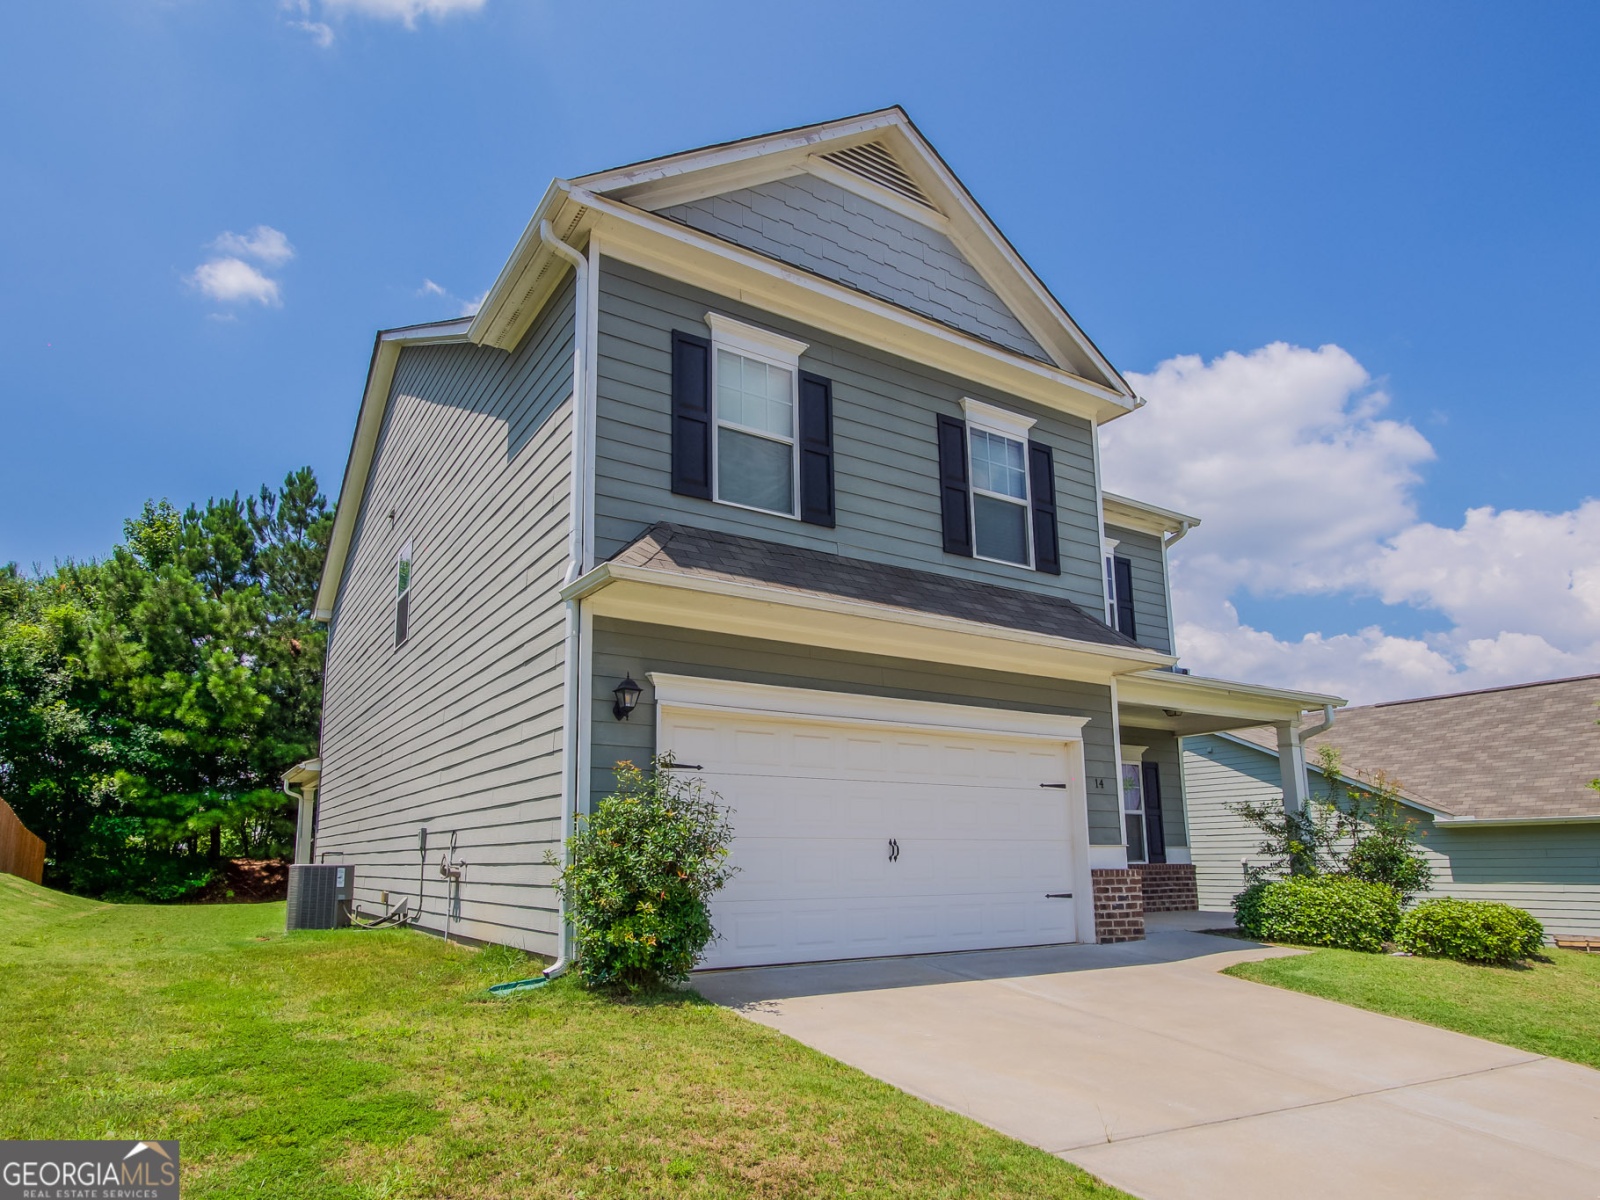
[{"xmin": 190, "ymin": 859, "xmax": 289, "ymax": 903}]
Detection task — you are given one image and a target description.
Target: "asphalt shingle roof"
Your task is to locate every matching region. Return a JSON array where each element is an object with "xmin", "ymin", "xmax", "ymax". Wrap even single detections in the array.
[
  {"xmin": 609, "ymin": 522, "xmax": 1144, "ymax": 653},
  {"xmin": 1231, "ymin": 675, "xmax": 1600, "ymax": 821}
]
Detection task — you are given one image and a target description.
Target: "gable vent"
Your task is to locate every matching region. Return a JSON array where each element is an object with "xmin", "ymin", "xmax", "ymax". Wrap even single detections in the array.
[{"xmin": 820, "ymin": 141, "xmax": 937, "ymax": 210}]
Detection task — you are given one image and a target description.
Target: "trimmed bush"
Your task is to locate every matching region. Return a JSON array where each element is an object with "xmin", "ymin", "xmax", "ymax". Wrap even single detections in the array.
[
  {"xmin": 1397, "ymin": 898, "xmax": 1545, "ymax": 965},
  {"xmin": 552, "ymin": 757, "xmax": 735, "ymax": 993},
  {"xmin": 1233, "ymin": 876, "xmax": 1401, "ymax": 952}
]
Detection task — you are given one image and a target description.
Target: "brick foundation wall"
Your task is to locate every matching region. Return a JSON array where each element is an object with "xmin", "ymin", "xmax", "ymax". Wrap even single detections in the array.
[
  {"xmin": 1091, "ymin": 868, "xmax": 1145, "ymax": 943},
  {"xmin": 1134, "ymin": 862, "xmax": 1199, "ymax": 913}
]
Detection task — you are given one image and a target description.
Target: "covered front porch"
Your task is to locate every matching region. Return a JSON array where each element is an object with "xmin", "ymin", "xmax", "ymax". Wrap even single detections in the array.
[{"xmin": 1103, "ymin": 669, "xmax": 1347, "ymax": 939}]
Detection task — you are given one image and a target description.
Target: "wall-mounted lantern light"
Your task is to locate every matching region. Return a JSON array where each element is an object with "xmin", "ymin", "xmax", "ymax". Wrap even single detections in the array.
[{"xmin": 612, "ymin": 676, "xmax": 642, "ymax": 721}]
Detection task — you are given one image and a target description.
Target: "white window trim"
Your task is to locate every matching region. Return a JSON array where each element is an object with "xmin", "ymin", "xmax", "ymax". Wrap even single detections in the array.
[
  {"xmin": 1102, "ymin": 537, "xmax": 1120, "ymax": 625},
  {"xmin": 706, "ymin": 313, "xmax": 808, "ymax": 520},
  {"xmin": 1120, "ymin": 747, "xmax": 1148, "ymax": 864},
  {"xmin": 962, "ymin": 397, "xmax": 1036, "ymax": 569}
]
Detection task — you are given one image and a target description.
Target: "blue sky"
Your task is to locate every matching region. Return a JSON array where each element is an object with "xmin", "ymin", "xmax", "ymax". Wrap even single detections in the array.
[{"xmin": 3, "ymin": 1, "xmax": 1597, "ymax": 701}]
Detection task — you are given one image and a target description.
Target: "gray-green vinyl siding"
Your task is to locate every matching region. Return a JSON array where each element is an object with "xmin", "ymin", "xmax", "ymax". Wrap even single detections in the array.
[
  {"xmin": 1121, "ymin": 726, "xmax": 1186, "ymax": 850},
  {"xmin": 594, "ymin": 258, "xmax": 1107, "ymax": 617},
  {"xmin": 316, "ymin": 279, "xmax": 576, "ymax": 955},
  {"xmin": 1105, "ymin": 525, "xmax": 1172, "ymax": 655},
  {"xmin": 1183, "ymin": 734, "xmax": 1600, "ymax": 935},
  {"xmin": 590, "ymin": 617, "xmax": 1126, "ymax": 845},
  {"xmin": 659, "ymin": 174, "xmax": 1048, "ymax": 361}
]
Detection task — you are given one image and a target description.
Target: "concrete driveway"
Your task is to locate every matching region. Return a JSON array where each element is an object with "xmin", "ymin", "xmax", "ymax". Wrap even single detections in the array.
[{"xmin": 695, "ymin": 912, "xmax": 1600, "ymax": 1200}]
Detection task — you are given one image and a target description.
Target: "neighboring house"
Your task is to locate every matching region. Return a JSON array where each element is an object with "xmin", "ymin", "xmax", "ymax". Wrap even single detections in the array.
[
  {"xmin": 297, "ymin": 108, "xmax": 1347, "ymax": 967},
  {"xmin": 1185, "ymin": 674, "xmax": 1600, "ymax": 936}
]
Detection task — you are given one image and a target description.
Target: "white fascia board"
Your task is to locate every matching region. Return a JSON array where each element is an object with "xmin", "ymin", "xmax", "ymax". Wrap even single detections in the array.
[
  {"xmin": 1101, "ymin": 492, "xmax": 1203, "ymax": 538},
  {"xmin": 1121, "ymin": 669, "xmax": 1346, "ymax": 714},
  {"xmin": 649, "ymin": 672, "xmax": 1089, "ymax": 743},
  {"xmin": 579, "ymin": 192, "xmax": 1133, "ymax": 424},
  {"xmin": 280, "ymin": 758, "xmax": 323, "ymax": 786},
  {"xmin": 563, "ymin": 561, "xmax": 1174, "ymax": 681},
  {"xmin": 573, "ymin": 108, "xmax": 907, "ymax": 197},
  {"xmin": 467, "ymin": 181, "xmax": 594, "ymax": 352},
  {"xmin": 313, "ymin": 321, "xmax": 474, "ymax": 622}
]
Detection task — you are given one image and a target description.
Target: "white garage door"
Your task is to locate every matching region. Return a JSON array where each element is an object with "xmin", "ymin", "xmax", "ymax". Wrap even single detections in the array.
[{"xmin": 660, "ymin": 691, "xmax": 1086, "ymax": 970}]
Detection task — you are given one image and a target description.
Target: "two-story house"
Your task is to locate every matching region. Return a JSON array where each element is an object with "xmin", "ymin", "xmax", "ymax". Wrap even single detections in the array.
[{"xmin": 297, "ymin": 109, "xmax": 1345, "ymax": 967}]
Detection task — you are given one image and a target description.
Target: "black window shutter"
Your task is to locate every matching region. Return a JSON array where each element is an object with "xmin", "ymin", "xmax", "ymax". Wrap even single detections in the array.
[
  {"xmin": 798, "ymin": 371, "xmax": 835, "ymax": 527},
  {"xmin": 936, "ymin": 415, "xmax": 972, "ymax": 556},
  {"xmin": 1028, "ymin": 441, "xmax": 1060, "ymax": 575},
  {"xmin": 1113, "ymin": 556, "xmax": 1137, "ymax": 639},
  {"xmin": 395, "ymin": 591, "xmax": 409, "ymax": 649},
  {"xmin": 1142, "ymin": 761, "xmax": 1167, "ymax": 863},
  {"xmin": 670, "ymin": 331, "xmax": 712, "ymax": 500}
]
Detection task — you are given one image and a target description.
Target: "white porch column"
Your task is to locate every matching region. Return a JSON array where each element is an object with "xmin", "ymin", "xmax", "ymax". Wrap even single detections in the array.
[
  {"xmin": 1275, "ymin": 720, "xmax": 1311, "ymax": 815},
  {"xmin": 294, "ymin": 782, "xmax": 318, "ymax": 864}
]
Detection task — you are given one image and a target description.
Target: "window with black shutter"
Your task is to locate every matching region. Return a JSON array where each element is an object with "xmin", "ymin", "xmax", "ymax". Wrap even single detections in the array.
[
  {"xmin": 1142, "ymin": 761, "xmax": 1167, "ymax": 863},
  {"xmin": 670, "ymin": 331, "xmax": 713, "ymax": 500},
  {"xmin": 672, "ymin": 315, "xmax": 834, "ymax": 524},
  {"xmin": 1113, "ymin": 556, "xmax": 1137, "ymax": 639},
  {"xmin": 797, "ymin": 371, "xmax": 835, "ymax": 527},
  {"xmin": 936, "ymin": 414, "xmax": 973, "ymax": 556}
]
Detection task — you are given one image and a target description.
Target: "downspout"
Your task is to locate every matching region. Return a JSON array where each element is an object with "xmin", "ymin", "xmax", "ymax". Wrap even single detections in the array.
[{"xmin": 542, "ymin": 219, "xmax": 589, "ymax": 980}]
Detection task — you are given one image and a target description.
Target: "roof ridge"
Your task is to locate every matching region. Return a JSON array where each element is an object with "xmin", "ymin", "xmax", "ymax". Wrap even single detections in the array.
[{"xmin": 1366, "ymin": 672, "xmax": 1600, "ymax": 710}]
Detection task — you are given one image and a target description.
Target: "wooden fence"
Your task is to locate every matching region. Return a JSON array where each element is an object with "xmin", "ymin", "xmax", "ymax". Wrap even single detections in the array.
[{"xmin": 0, "ymin": 797, "xmax": 46, "ymax": 885}]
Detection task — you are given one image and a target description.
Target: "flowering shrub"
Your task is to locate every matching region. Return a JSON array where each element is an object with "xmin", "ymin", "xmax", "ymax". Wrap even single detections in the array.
[
  {"xmin": 552, "ymin": 757, "xmax": 735, "ymax": 992},
  {"xmin": 1397, "ymin": 898, "xmax": 1545, "ymax": 965}
]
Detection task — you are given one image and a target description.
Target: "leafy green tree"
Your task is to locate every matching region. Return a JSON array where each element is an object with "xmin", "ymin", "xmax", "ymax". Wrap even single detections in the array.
[{"xmin": 0, "ymin": 469, "xmax": 333, "ymax": 900}]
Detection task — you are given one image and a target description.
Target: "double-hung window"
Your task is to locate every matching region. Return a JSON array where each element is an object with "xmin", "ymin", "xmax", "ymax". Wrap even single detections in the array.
[
  {"xmin": 707, "ymin": 314, "xmax": 808, "ymax": 519},
  {"xmin": 963, "ymin": 399, "xmax": 1035, "ymax": 567}
]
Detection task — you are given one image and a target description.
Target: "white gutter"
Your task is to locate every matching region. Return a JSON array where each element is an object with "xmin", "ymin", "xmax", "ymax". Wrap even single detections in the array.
[{"xmin": 542, "ymin": 220, "xmax": 590, "ymax": 981}]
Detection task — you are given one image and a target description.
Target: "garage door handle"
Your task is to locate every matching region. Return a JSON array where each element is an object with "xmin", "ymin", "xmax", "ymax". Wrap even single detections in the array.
[
  {"xmin": 888, "ymin": 838, "xmax": 899, "ymax": 863},
  {"xmin": 660, "ymin": 763, "xmax": 703, "ymax": 770},
  {"xmin": 1039, "ymin": 783, "xmax": 1068, "ymax": 789},
  {"xmin": 1045, "ymin": 893, "xmax": 1073, "ymax": 899}
]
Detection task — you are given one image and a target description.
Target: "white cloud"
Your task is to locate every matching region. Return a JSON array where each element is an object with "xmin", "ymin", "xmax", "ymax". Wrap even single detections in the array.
[
  {"xmin": 1102, "ymin": 342, "xmax": 1600, "ymax": 703},
  {"xmin": 415, "ymin": 279, "xmax": 485, "ymax": 315},
  {"xmin": 189, "ymin": 257, "xmax": 281, "ymax": 306},
  {"xmin": 286, "ymin": 0, "xmax": 485, "ymax": 41},
  {"xmin": 210, "ymin": 225, "xmax": 295, "ymax": 267},
  {"xmin": 189, "ymin": 226, "xmax": 294, "ymax": 309},
  {"xmin": 324, "ymin": 0, "xmax": 487, "ymax": 22}
]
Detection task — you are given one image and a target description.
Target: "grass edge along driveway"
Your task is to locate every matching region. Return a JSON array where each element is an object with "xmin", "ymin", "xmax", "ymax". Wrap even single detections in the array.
[
  {"xmin": 1224, "ymin": 945, "xmax": 1600, "ymax": 1071},
  {"xmin": 0, "ymin": 875, "xmax": 1130, "ymax": 1200}
]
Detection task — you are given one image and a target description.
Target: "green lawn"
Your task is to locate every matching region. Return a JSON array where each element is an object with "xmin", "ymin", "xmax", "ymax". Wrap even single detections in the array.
[
  {"xmin": 1225, "ymin": 945, "xmax": 1600, "ymax": 1069},
  {"xmin": 0, "ymin": 875, "xmax": 1126, "ymax": 1200}
]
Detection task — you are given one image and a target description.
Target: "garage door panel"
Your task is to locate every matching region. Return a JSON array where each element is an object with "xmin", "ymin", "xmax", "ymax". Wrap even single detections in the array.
[{"xmin": 663, "ymin": 706, "xmax": 1080, "ymax": 970}]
